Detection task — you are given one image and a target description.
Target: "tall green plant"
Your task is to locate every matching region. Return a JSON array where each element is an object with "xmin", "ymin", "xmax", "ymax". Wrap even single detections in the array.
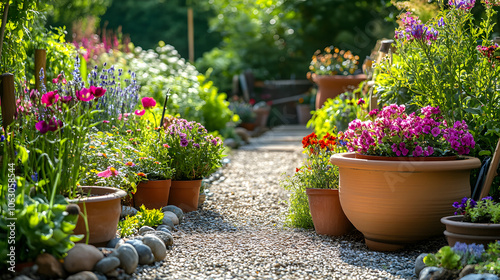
[{"xmin": 375, "ymin": 2, "xmax": 500, "ymax": 156}]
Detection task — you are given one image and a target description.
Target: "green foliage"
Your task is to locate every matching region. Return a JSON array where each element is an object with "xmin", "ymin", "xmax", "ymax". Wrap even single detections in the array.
[
  {"xmin": 465, "ymin": 199, "xmax": 500, "ymax": 224},
  {"xmin": 0, "ymin": 194, "xmax": 82, "ymax": 264},
  {"xmin": 280, "ymin": 174, "xmax": 313, "ymax": 229},
  {"xmin": 308, "ymin": 89, "xmax": 368, "ymax": 136},
  {"xmin": 44, "ymin": 0, "xmax": 112, "ymax": 31},
  {"xmin": 476, "ymin": 242, "xmax": 500, "ymax": 274},
  {"xmin": 424, "ymin": 246, "xmax": 463, "ymax": 270},
  {"xmin": 118, "ymin": 205, "xmax": 164, "ymax": 237},
  {"xmin": 374, "ymin": 5, "xmax": 500, "ymax": 157},
  {"xmin": 198, "ymin": 72, "xmax": 235, "ymax": 132},
  {"xmin": 229, "ymin": 101, "xmax": 255, "ymax": 124}
]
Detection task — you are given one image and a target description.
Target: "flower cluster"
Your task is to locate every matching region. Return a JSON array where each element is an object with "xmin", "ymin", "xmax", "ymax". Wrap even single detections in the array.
[
  {"xmin": 342, "ymin": 104, "xmax": 475, "ymax": 157},
  {"xmin": 449, "ymin": 0, "xmax": 476, "ymax": 10},
  {"xmin": 164, "ymin": 118, "xmax": 225, "ymax": 180},
  {"xmin": 395, "ymin": 12, "xmax": 439, "ymax": 45},
  {"xmin": 452, "ymin": 196, "xmax": 499, "ymax": 223},
  {"xmin": 477, "ymin": 44, "xmax": 500, "ymax": 63},
  {"xmin": 302, "ymin": 132, "xmax": 337, "ymax": 153},
  {"xmin": 452, "ymin": 242, "xmax": 485, "ymax": 266},
  {"xmin": 307, "ymin": 46, "xmax": 360, "ymax": 77}
]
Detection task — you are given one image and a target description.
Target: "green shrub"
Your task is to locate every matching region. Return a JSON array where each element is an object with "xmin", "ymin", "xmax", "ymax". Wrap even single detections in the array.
[{"xmin": 118, "ymin": 205, "xmax": 164, "ymax": 237}]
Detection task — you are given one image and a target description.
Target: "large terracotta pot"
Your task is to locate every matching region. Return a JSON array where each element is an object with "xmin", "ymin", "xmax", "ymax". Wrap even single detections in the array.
[
  {"xmin": 168, "ymin": 180, "xmax": 202, "ymax": 212},
  {"xmin": 306, "ymin": 188, "xmax": 353, "ymax": 236},
  {"xmin": 70, "ymin": 186, "xmax": 126, "ymax": 246},
  {"xmin": 313, "ymin": 74, "xmax": 367, "ymax": 109},
  {"xmin": 441, "ymin": 215, "xmax": 500, "ymax": 247},
  {"xmin": 134, "ymin": 179, "xmax": 171, "ymax": 209},
  {"xmin": 330, "ymin": 153, "xmax": 481, "ymax": 251}
]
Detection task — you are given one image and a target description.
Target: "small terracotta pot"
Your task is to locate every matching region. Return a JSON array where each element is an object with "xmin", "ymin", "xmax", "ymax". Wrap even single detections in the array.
[
  {"xmin": 330, "ymin": 152, "xmax": 481, "ymax": 251},
  {"xmin": 296, "ymin": 104, "xmax": 312, "ymax": 125},
  {"xmin": 134, "ymin": 179, "xmax": 171, "ymax": 209},
  {"xmin": 168, "ymin": 180, "xmax": 202, "ymax": 212},
  {"xmin": 306, "ymin": 188, "xmax": 353, "ymax": 236},
  {"xmin": 70, "ymin": 186, "xmax": 126, "ymax": 246},
  {"xmin": 441, "ymin": 215, "xmax": 500, "ymax": 247},
  {"xmin": 313, "ymin": 74, "xmax": 367, "ymax": 109},
  {"xmin": 239, "ymin": 122, "xmax": 256, "ymax": 131}
]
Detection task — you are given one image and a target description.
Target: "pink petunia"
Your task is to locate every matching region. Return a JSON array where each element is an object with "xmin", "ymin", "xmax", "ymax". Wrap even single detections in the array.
[
  {"xmin": 135, "ymin": 109, "xmax": 145, "ymax": 116},
  {"xmin": 41, "ymin": 91, "xmax": 60, "ymax": 106},
  {"xmin": 141, "ymin": 97, "xmax": 157, "ymax": 109},
  {"xmin": 97, "ymin": 166, "xmax": 119, "ymax": 178},
  {"xmin": 76, "ymin": 88, "xmax": 94, "ymax": 102},
  {"xmin": 35, "ymin": 121, "xmax": 49, "ymax": 134}
]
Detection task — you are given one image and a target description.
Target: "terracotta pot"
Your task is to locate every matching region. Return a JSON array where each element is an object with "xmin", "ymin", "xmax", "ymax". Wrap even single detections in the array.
[
  {"xmin": 313, "ymin": 74, "xmax": 367, "ymax": 109},
  {"xmin": 70, "ymin": 186, "xmax": 126, "ymax": 246},
  {"xmin": 296, "ymin": 104, "xmax": 312, "ymax": 125},
  {"xmin": 168, "ymin": 180, "xmax": 202, "ymax": 212},
  {"xmin": 441, "ymin": 215, "xmax": 500, "ymax": 247},
  {"xmin": 306, "ymin": 188, "xmax": 354, "ymax": 236},
  {"xmin": 133, "ymin": 179, "xmax": 171, "ymax": 209},
  {"xmin": 254, "ymin": 107, "xmax": 270, "ymax": 128},
  {"xmin": 239, "ymin": 122, "xmax": 256, "ymax": 131},
  {"xmin": 330, "ymin": 152, "xmax": 481, "ymax": 251}
]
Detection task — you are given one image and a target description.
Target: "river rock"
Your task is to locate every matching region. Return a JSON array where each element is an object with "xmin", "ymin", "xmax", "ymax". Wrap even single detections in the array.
[
  {"xmin": 138, "ymin": 226, "xmax": 155, "ymax": 235},
  {"xmin": 94, "ymin": 257, "xmax": 120, "ymax": 274},
  {"xmin": 419, "ymin": 266, "xmax": 446, "ymax": 280},
  {"xmin": 66, "ymin": 271, "xmax": 99, "ymax": 280},
  {"xmin": 414, "ymin": 253, "xmax": 427, "ymax": 276},
  {"xmin": 459, "ymin": 265, "xmax": 476, "ymax": 278},
  {"xmin": 107, "ymin": 238, "xmax": 123, "ymax": 249},
  {"xmin": 121, "ymin": 206, "xmax": 138, "ymax": 218},
  {"xmin": 460, "ymin": 274, "xmax": 500, "ymax": 280},
  {"xmin": 145, "ymin": 230, "xmax": 173, "ymax": 247},
  {"xmin": 36, "ymin": 253, "xmax": 65, "ymax": 278},
  {"xmin": 162, "ymin": 205, "xmax": 184, "ymax": 222},
  {"xmin": 161, "ymin": 216, "xmax": 175, "ymax": 228},
  {"xmin": 134, "ymin": 243, "xmax": 155, "ymax": 265},
  {"xmin": 64, "ymin": 244, "xmax": 104, "ymax": 274},
  {"xmin": 156, "ymin": 225, "xmax": 172, "ymax": 235},
  {"xmin": 110, "ymin": 243, "xmax": 138, "ymax": 275},
  {"xmin": 163, "ymin": 211, "xmax": 179, "ymax": 225},
  {"xmin": 142, "ymin": 234, "xmax": 167, "ymax": 261}
]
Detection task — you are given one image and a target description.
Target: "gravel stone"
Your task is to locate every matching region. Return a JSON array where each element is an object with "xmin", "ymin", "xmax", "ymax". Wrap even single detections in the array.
[
  {"xmin": 128, "ymin": 150, "xmax": 449, "ymax": 279},
  {"xmin": 162, "ymin": 205, "xmax": 184, "ymax": 222},
  {"xmin": 94, "ymin": 257, "xmax": 120, "ymax": 274},
  {"xmin": 138, "ymin": 226, "xmax": 155, "ymax": 235}
]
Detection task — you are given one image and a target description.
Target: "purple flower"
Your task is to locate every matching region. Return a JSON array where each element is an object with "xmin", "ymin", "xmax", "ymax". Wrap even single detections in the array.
[
  {"xmin": 180, "ymin": 138, "xmax": 189, "ymax": 147},
  {"xmin": 413, "ymin": 145, "xmax": 423, "ymax": 157},
  {"xmin": 438, "ymin": 17, "xmax": 445, "ymax": 27},
  {"xmin": 193, "ymin": 143, "xmax": 200, "ymax": 148},
  {"xmin": 448, "ymin": 0, "xmax": 476, "ymax": 10}
]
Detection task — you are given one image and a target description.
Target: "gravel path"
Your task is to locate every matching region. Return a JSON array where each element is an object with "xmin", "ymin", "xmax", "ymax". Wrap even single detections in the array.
[{"xmin": 136, "ymin": 150, "xmax": 447, "ymax": 280}]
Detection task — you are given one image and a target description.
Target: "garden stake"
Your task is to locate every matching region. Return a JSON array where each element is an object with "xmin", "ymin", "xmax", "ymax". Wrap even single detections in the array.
[
  {"xmin": 479, "ymin": 137, "xmax": 500, "ymax": 199},
  {"xmin": 158, "ymin": 88, "xmax": 171, "ymax": 141}
]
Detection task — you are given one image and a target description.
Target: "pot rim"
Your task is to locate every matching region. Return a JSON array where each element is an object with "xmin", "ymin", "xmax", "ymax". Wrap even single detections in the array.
[
  {"xmin": 306, "ymin": 188, "xmax": 339, "ymax": 195},
  {"xmin": 330, "ymin": 152, "xmax": 481, "ymax": 172},
  {"xmin": 68, "ymin": 186, "xmax": 127, "ymax": 203},
  {"xmin": 441, "ymin": 215, "xmax": 500, "ymax": 228},
  {"xmin": 312, "ymin": 73, "xmax": 367, "ymax": 81}
]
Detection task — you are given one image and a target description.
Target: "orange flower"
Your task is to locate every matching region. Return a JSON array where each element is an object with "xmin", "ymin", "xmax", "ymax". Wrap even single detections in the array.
[
  {"xmin": 137, "ymin": 172, "xmax": 146, "ymax": 177},
  {"xmin": 125, "ymin": 162, "xmax": 135, "ymax": 166}
]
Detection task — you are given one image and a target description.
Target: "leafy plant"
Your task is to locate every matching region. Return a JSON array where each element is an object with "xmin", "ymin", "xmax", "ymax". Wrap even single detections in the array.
[
  {"xmin": 424, "ymin": 246, "xmax": 463, "ymax": 270},
  {"xmin": 453, "ymin": 197, "xmax": 500, "ymax": 223},
  {"xmin": 118, "ymin": 205, "xmax": 164, "ymax": 237},
  {"xmin": 307, "ymin": 46, "xmax": 361, "ymax": 77},
  {"xmin": 229, "ymin": 101, "xmax": 256, "ymax": 123},
  {"xmin": 0, "ymin": 194, "xmax": 82, "ymax": 264},
  {"xmin": 307, "ymin": 89, "xmax": 368, "ymax": 135}
]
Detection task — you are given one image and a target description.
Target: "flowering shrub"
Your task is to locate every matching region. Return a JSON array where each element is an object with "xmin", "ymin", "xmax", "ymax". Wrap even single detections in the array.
[
  {"xmin": 342, "ymin": 104, "xmax": 475, "ymax": 157},
  {"xmin": 375, "ymin": 0, "xmax": 500, "ymax": 158},
  {"xmin": 306, "ymin": 46, "xmax": 360, "ymax": 78},
  {"xmin": 280, "ymin": 132, "xmax": 346, "ymax": 228},
  {"xmin": 164, "ymin": 118, "xmax": 225, "ymax": 180},
  {"xmin": 453, "ymin": 197, "xmax": 500, "ymax": 223}
]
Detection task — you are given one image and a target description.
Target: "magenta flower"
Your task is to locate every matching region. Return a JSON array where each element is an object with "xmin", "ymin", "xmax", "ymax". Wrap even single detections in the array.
[
  {"xmin": 35, "ymin": 121, "xmax": 49, "ymax": 134},
  {"xmin": 448, "ymin": 0, "xmax": 475, "ymax": 10},
  {"xmin": 135, "ymin": 109, "xmax": 145, "ymax": 116},
  {"xmin": 41, "ymin": 91, "xmax": 60, "ymax": 106},
  {"xmin": 180, "ymin": 138, "xmax": 189, "ymax": 147},
  {"xmin": 103, "ymin": 120, "xmax": 110, "ymax": 123},
  {"xmin": 357, "ymin": 98, "xmax": 365, "ymax": 105},
  {"xmin": 76, "ymin": 88, "xmax": 94, "ymax": 102},
  {"xmin": 47, "ymin": 118, "xmax": 63, "ymax": 132},
  {"xmin": 141, "ymin": 97, "xmax": 157, "ymax": 109},
  {"xmin": 90, "ymin": 86, "xmax": 107, "ymax": 98},
  {"xmin": 97, "ymin": 167, "xmax": 119, "ymax": 178},
  {"xmin": 61, "ymin": 96, "xmax": 72, "ymax": 103}
]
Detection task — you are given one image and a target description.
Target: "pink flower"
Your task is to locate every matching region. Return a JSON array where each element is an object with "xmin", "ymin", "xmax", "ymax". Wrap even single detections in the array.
[
  {"xmin": 35, "ymin": 121, "xmax": 49, "ymax": 134},
  {"xmin": 41, "ymin": 91, "xmax": 59, "ymax": 106},
  {"xmin": 47, "ymin": 118, "xmax": 63, "ymax": 132},
  {"xmin": 135, "ymin": 109, "xmax": 145, "ymax": 116},
  {"xmin": 103, "ymin": 120, "xmax": 110, "ymax": 123},
  {"xmin": 76, "ymin": 88, "xmax": 94, "ymax": 102},
  {"xmin": 141, "ymin": 97, "xmax": 157, "ymax": 109},
  {"xmin": 61, "ymin": 96, "xmax": 72, "ymax": 103},
  {"xmin": 90, "ymin": 86, "xmax": 107, "ymax": 98},
  {"xmin": 357, "ymin": 98, "xmax": 365, "ymax": 105},
  {"xmin": 97, "ymin": 167, "xmax": 119, "ymax": 178}
]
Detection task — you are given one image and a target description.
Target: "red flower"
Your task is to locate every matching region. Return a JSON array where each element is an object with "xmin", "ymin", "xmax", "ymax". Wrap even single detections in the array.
[
  {"xmin": 76, "ymin": 88, "xmax": 94, "ymax": 102},
  {"xmin": 41, "ymin": 91, "xmax": 59, "ymax": 106},
  {"xmin": 163, "ymin": 144, "xmax": 170, "ymax": 148},
  {"xmin": 295, "ymin": 168, "xmax": 300, "ymax": 172},
  {"xmin": 137, "ymin": 172, "xmax": 146, "ymax": 177},
  {"xmin": 90, "ymin": 86, "xmax": 106, "ymax": 98},
  {"xmin": 141, "ymin": 97, "xmax": 156, "ymax": 109}
]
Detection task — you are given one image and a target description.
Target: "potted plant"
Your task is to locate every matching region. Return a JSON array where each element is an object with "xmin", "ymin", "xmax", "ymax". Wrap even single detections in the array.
[
  {"xmin": 296, "ymin": 90, "xmax": 315, "ymax": 125},
  {"xmin": 230, "ymin": 100, "xmax": 257, "ymax": 131},
  {"xmin": 253, "ymin": 100, "xmax": 271, "ymax": 128},
  {"xmin": 307, "ymin": 46, "xmax": 366, "ymax": 109},
  {"xmin": 286, "ymin": 132, "xmax": 353, "ymax": 236},
  {"xmin": 441, "ymin": 197, "xmax": 500, "ymax": 247},
  {"xmin": 330, "ymin": 104, "xmax": 481, "ymax": 251},
  {"xmin": 164, "ymin": 118, "xmax": 225, "ymax": 212}
]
